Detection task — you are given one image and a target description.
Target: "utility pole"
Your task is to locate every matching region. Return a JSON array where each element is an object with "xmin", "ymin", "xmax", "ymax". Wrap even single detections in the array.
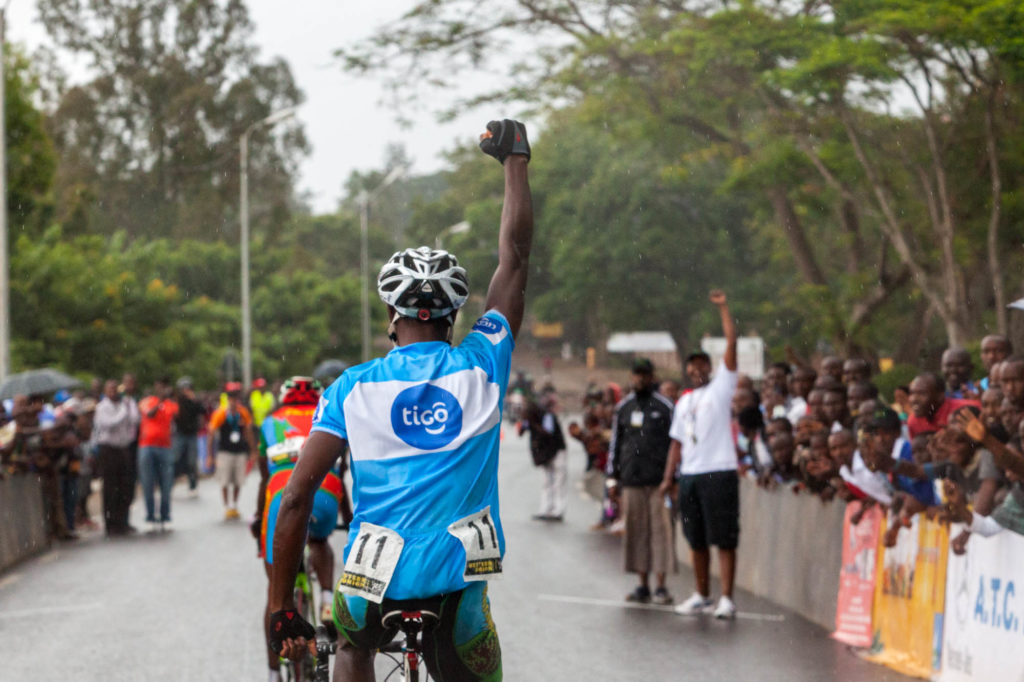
[
  {"xmin": 238, "ymin": 107, "xmax": 295, "ymax": 388},
  {"xmin": 239, "ymin": 130, "xmax": 251, "ymax": 389}
]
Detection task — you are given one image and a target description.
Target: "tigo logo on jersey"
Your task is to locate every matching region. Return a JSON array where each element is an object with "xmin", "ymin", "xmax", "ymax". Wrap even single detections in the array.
[
  {"xmin": 391, "ymin": 384, "xmax": 463, "ymax": 450},
  {"xmin": 472, "ymin": 317, "xmax": 500, "ymax": 335}
]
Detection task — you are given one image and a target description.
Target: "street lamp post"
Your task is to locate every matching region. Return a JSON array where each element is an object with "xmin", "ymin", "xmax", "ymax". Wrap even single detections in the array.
[
  {"xmin": 239, "ymin": 107, "xmax": 296, "ymax": 388},
  {"xmin": 359, "ymin": 166, "xmax": 406, "ymax": 363}
]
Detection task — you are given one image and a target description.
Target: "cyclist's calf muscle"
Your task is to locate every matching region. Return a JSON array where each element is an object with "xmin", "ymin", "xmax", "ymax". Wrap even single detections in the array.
[{"xmin": 334, "ymin": 637, "xmax": 375, "ymax": 682}]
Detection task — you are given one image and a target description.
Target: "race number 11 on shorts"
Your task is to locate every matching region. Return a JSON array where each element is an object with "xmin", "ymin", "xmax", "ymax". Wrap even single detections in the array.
[{"xmin": 339, "ymin": 523, "xmax": 405, "ymax": 603}]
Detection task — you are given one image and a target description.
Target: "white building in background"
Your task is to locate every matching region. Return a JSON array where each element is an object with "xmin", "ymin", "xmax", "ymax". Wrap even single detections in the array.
[
  {"xmin": 606, "ymin": 331, "xmax": 681, "ymax": 375},
  {"xmin": 606, "ymin": 331, "xmax": 766, "ymax": 380},
  {"xmin": 701, "ymin": 336, "xmax": 766, "ymax": 380}
]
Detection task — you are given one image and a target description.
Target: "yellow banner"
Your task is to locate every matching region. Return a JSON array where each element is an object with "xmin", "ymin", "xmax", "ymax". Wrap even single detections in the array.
[
  {"xmin": 531, "ymin": 321, "xmax": 564, "ymax": 339},
  {"xmin": 867, "ymin": 515, "xmax": 949, "ymax": 679}
]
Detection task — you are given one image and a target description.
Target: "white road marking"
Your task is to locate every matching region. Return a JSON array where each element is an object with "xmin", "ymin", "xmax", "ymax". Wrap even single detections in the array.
[
  {"xmin": 0, "ymin": 602, "xmax": 102, "ymax": 620},
  {"xmin": 536, "ymin": 593, "xmax": 786, "ymax": 622}
]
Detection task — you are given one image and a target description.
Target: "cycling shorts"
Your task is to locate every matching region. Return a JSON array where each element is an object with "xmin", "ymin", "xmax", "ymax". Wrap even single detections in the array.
[
  {"xmin": 263, "ymin": 471, "xmax": 342, "ymax": 564},
  {"xmin": 332, "ymin": 582, "xmax": 501, "ymax": 682}
]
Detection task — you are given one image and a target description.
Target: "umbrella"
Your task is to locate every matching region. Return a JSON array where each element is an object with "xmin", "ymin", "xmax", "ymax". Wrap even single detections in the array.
[
  {"xmin": 0, "ymin": 368, "xmax": 81, "ymax": 400},
  {"xmin": 313, "ymin": 359, "xmax": 349, "ymax": 383}
]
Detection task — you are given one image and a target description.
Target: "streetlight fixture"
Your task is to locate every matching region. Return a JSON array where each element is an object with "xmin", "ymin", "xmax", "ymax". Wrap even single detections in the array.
[
  {"xmin": 239, "ymin": 106, "xmax": 297, "ymax": 388},
  {"xmin": 435, "ymin": 221, "xmax": 471, "ymax": 250},
  {"xmin": 359, "ymin": 166, "xmax": 407, "ymax": 362}
]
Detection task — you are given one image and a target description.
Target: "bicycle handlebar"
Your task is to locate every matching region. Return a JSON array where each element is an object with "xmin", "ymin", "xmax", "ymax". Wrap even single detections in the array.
[{"xmin": 307, "ymin": 623, "xmax": 337, "ymax": 681}]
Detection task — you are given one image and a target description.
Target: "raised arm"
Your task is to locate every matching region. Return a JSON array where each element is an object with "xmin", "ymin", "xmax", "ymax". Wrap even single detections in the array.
[
  {"xmin": 479, "ymin": 120, "xmax": 533, "ymax": 339},
  {"xmin": 955, "ymin": 409, "xmax": 1024, "ymax": 479},
  {"xmin": 711, "ymin": 290, "xmax": 737, "ymax": 372}
]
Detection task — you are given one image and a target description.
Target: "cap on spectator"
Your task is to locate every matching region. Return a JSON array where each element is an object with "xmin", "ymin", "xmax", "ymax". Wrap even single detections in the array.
[
  {"xmin": 53, "ymin": 389, "xmax": 71, "ymax": 405},
  {"xmin": 632, "ymin": 357, "xmax": 655, "ymax": 375},
  {"xmin": 863, "ymin": 406, "xmax": 902, "ymax": 433},
  {"xmin": 176, "ymin": 376, "xmax": 193, "ymax": 390},
  {"xmin": 224, "ymin": 381, "xmax": 243, "ymax": 396},
  {"xmin": 252, "ymin": 377, "xmax": 268, "ymax": 388}
]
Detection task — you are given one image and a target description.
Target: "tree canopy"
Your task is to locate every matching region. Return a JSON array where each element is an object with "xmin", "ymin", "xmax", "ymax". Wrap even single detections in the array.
[
  {"xmin": 40, "ymin": 0, "xmax": 308, "ymax": 240},
  {"xmin": 338, "ymin": 0, "xmax": 1024, "ymax": 358},
  {"xmin": 9, "ymin": 0, "xmax": 1024, "ymax": 385}
]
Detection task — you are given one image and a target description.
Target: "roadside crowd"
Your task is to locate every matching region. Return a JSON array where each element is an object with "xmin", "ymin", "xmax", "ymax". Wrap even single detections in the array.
[
  {"xmin": 518, "ymin": 313, "xmax": 1023, "ymax": 615},
  {"xmin": 0, "ymin": 374, "xmax": 287, "ymax": 539}
]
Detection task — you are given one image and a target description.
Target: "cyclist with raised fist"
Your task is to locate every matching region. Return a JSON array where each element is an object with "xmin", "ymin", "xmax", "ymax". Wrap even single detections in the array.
[
  {"xmin": 253, "ymin": 376, "xmax": 345, "ymax": 682},
  {"xmin": 268, "ymin": 119, "xmax": 532, "ymax": 681}
]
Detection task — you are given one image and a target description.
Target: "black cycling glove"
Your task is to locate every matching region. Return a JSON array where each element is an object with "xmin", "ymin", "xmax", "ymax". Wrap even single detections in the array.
[
  {"xmin": 479, "ymin": 119, "xmax": 530, "ymax": 164},
  {"xmin": 268, "ymin": 609, "xmax": 316, "ymax": 654}
]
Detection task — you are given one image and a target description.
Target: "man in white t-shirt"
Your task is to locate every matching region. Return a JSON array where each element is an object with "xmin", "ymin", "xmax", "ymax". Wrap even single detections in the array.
[{"xmin": 659, "ymin": 290, "xmax": 740, "ymax": 619}]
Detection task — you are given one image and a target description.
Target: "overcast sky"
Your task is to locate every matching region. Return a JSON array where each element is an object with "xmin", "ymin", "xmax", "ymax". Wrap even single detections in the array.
[{"xmin": 6, "ymin": 1, "xmax": 494, "ymax": 214}]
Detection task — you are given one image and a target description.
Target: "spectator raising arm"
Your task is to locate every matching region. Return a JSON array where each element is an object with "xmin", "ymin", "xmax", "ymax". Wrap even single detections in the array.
[
  {"xmin": 712, "ymin": 289, "xmax": 738, "ymax": 372},
  {"xmin": 955, "ymin": 409, "xmax": 1024, "ymax": 479},
  {"xmin": 660, "ymin": 290, "xmax": 737, "ymax": 490}
]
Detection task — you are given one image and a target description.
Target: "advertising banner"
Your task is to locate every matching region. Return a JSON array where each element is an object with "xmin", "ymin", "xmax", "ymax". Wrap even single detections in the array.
[
  {"xmin": 868, "ymin": 515, "xmax": 949, "ymax": 679},
  {"xmin": 939, "ymin": 524, "xmax": 1024, "ymax": 682},
  {"xmin": 833, "ymin": 503, "xmax": 883, "ymax": 647}
]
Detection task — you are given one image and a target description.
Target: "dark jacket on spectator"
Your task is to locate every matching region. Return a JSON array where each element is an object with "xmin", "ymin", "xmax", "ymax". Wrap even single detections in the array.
[
  {"xmin": 608, "ymin": 390, "xmax": 675, "ymax": 486},
  {"xmin": 522, "ymin": 402, "xmax": 566, "ymax": 467}
]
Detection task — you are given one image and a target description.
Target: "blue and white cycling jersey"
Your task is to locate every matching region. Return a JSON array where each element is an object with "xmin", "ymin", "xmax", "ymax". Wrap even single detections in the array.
[{"xmin": 311, "ymin": 310, "xmax": 513, "ymax": 601}]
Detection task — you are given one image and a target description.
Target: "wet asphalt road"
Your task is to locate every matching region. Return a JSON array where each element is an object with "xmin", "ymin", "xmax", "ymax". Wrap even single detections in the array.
[{"xmin": 0, "ymin": 426, "xmax": 912, "ymax": 681}]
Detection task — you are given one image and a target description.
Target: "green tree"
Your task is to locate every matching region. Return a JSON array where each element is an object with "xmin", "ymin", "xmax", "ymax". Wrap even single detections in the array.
[
  {"xmin": 339, "ymin": 0, "xmax": 1024, "ymax": 354},
  {"xmin": 6, "ymin": 46, "xmax": 56, "ymax": 238},
  {"xmin": 404, "ymin": 110, "xmax": 764, "ymax": 358},
  {"xmin": 40, "ymin": 0, "xmax": 308, "ymax": 240},
  {"xmin": 251, "ymin": 270, "xmax": 362, "ymax": 379},
  {"xmin": 9, "ymin": 227, "xmax": 238, "ymax": 384}
]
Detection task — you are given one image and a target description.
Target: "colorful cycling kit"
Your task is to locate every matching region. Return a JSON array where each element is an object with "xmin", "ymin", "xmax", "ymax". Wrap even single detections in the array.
[
  {"xmin": 260, "ymin": 404, "xmax": 343, "ymax": 564},
  {"xmin": 310, "ymin": 309, "xmax": 514, "ymax": 602}
]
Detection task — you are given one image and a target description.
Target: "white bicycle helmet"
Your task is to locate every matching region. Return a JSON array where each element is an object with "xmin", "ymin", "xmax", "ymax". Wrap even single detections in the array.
[{"xmin": 377, "ymin": 246, "xmax": 469, "ymax": 322}]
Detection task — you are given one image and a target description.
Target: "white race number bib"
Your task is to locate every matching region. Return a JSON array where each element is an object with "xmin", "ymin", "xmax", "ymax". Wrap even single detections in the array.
[
  {"xmin": 447, "ymin": 507, "xmax": 502, "ymax": 581},
  {"xmin": 266, "ymin": 436, "xmax": 305, "ymax": 465},
  {"xmin": 338, "ymin": 523, "xmax": 404, "ymax": 603}
]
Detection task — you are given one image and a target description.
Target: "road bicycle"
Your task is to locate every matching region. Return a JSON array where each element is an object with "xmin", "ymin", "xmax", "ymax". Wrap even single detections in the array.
[
  {"xmin": 378, "ymin": 607, "xmax": 439, "ymax": 682},
  {"xmin": 285, "ymin": 600, "xmax": 439, "ymax": 681}
]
